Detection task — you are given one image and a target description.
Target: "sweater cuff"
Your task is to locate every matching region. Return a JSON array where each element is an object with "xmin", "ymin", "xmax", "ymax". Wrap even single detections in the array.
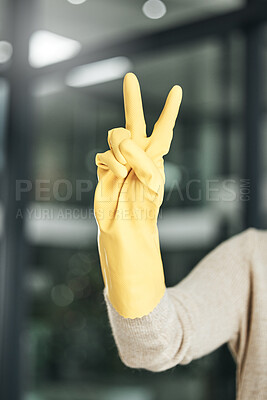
[{"xmin": 104, "ymin": 287, "xmax": 170, "ymax": 327}]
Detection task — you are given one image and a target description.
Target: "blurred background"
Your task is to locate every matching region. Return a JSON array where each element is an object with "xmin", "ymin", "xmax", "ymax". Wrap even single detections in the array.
[{"xmin": 0, "ymin": 0, "xmax": 266, "ymax": 399}]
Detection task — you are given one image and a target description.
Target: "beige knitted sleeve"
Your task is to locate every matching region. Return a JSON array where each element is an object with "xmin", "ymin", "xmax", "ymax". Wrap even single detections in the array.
[{"xmin": 104, "ymin": 228, "xmax": 255, "ymax": 372}]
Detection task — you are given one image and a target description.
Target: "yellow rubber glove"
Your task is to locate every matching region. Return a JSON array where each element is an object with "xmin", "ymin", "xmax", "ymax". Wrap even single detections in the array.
[{"xmin": 94, "ymin": 73, "xmax": 182, "ymax": 318}]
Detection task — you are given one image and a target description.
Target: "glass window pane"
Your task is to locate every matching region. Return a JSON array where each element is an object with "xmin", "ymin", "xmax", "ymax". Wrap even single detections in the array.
[
  {"xmin": 34, "ymin": 0, "xmax": 245, "ymax": 49},
  {"xmin": 24, "ymin": 31, "xmax": 247, "ymax": 400},
  {"xmin": 0, "ymin": 2, "xmax": 264, "ymax": 400}
]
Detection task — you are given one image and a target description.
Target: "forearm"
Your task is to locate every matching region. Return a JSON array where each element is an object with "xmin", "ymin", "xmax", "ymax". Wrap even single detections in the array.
[{"xmin": 98, "ymin": 220, "xmax": 165, "ymax": 319}]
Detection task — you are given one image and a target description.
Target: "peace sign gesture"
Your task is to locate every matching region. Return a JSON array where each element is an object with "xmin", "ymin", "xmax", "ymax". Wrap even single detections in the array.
[
  {"xmin": 94, "ymin": 73, "xmax": 182, "ymax": 318},
  {"xmin": 95, "ymin": 73, "xmax": 182, "ymax": 221}
]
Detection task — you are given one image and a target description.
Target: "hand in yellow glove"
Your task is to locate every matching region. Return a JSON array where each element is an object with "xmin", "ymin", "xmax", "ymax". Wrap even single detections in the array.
[{"xmin": 94, "ymin": 73, "xmax": 182, "ymax": 318}]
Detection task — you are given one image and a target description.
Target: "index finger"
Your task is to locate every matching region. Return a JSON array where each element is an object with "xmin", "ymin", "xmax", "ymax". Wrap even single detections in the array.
[{"xmin": 123, "ymin": 73, "xmax": 146, "ymax": 145}]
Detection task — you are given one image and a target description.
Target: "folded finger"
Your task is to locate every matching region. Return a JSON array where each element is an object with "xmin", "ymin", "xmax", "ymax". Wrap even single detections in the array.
[
  {"xmin": 108, "ymin": 128, "xmax": 131, "ymax": 164},
  {"xmin": 119, "ymin": 139, "xmax": 163, "ymax": 193},
  {"xmin": 95, "ymin": 150, "xmax": 128, "ymax": 178}
]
